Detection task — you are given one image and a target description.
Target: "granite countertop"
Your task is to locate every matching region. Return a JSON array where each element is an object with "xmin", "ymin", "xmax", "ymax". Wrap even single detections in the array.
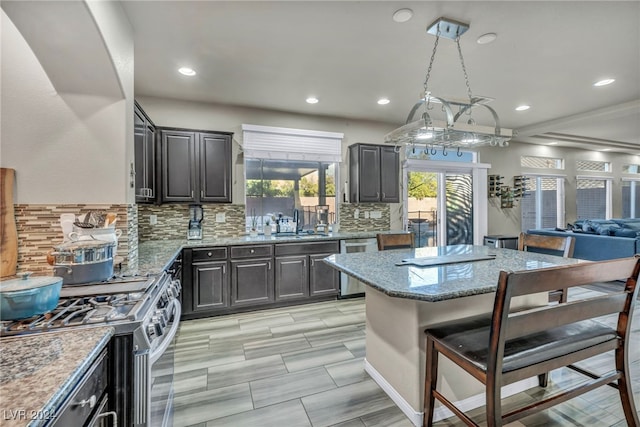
[
  {"xmin": 0, "ymin": 326, "xmax": 114, "ymax": 427},
  {"xmin": 324, "ymin": 244, "xmax": 587, "ymax": 302},
  {"xmin": 135, "ymin": 231, "xmax": 390, "ymax": 276}
]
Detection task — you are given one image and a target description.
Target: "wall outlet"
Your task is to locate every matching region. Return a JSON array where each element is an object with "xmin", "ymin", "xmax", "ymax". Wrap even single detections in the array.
[
  {"xmin": 149, "ymin": 215, "xmax": 157, "ymax": 226},
  {"xmin": 215, "ymin": 213, "xmax": 226, "ymax": 223},
  {"xmin": 370, "ymin": 210, "xmax": 382, "ymax": 219},
  {"xmin": 354, "ymin": 208, "xmax": 360, "ymax": 219},
  {"xmin": 364, "ymin": 211, "xmax": 370, "ymax": 219}
]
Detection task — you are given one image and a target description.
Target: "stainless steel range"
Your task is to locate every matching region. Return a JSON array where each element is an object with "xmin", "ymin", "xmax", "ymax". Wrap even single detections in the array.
[{"xmin": 1, "ymin": 268, "xmax": 182, "ymax": 427}]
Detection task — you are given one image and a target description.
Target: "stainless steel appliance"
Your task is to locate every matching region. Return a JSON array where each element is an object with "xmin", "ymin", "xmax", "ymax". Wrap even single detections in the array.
[
  {"xmin": 339, "ymin": 238, "xmax": 378, "ymax": 297},
  {"xmin": 0, "ymin": 268, "xmax": 182, "ymax": 427},
  {"xmin": 187, "ymin": 204, "xmax": 203, "ymax": 240},
  {"xmin": 483, "ymin": 234, "xmax": 518, "ymax": 249}
]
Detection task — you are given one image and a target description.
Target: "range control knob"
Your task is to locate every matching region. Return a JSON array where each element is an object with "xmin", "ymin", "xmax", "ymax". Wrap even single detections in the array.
[
  {"xmin": 153, "ymin": 320, "xmax": 164, "ymax": 337},
  {"xmin": 154, "ymin": 311, "xmax": 167, "ymax": 328},
  {"xmin": 146, "ymin": 324, "xmax": 156, "ymax": 340}
]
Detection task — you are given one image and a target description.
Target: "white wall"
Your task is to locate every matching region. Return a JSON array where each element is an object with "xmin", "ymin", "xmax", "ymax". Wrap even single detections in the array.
[
  {"xmin": 478, "ymin": 141, "xmax": 640, "ymax": 235},
  {"xmin": 0, "ymin": 2, "xmax": 133, "ymax": 204}
]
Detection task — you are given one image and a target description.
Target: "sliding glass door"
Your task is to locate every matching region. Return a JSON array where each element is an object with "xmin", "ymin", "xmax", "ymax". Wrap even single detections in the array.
[{"xmin": 404, "ymin": 158, "xmax": 488, "ymax": 247}]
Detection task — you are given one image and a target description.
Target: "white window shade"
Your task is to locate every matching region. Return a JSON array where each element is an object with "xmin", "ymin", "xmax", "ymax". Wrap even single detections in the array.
[{"xmin": 242, "ymin": 124, "xmax": 344, "ymax": 162}]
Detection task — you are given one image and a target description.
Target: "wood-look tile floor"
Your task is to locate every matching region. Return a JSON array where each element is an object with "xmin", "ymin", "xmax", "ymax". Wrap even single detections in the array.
[{"xmin": 172, "ymin": 285, "xmax": 639, "ymax": 427}]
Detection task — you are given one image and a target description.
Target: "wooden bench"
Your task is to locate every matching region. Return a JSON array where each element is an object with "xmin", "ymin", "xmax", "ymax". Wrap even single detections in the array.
[{"xmin": 423, "ymin": 256, "xmax": 640, "ymax": 427}]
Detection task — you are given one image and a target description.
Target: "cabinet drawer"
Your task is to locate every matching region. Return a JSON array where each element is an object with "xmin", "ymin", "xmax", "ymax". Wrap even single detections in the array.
[
  {"xmin": 275, "ymin": 241, "xmax": 339, "ymax": 256},
  {"xmin": 192, "ymin": 247, "xmax": 228, "ymax": 262},
  {"xmin": 52, "ymin": 350, "xmax": 108, "ymax": 427},
  {"xmin": 230, "ymin": 245, "xmax": 273, "ymax": 259}
]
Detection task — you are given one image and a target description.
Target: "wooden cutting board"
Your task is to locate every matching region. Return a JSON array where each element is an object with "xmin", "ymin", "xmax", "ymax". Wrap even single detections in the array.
[{"xmin": 1, "ymin": 168, "xmax": 18, "ymax": 277}]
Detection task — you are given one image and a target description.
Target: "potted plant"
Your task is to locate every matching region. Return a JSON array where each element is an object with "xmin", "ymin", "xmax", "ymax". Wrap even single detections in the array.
[{"xmin": 249, "ymin": 209, "xmax": 259, "ymax": 237}]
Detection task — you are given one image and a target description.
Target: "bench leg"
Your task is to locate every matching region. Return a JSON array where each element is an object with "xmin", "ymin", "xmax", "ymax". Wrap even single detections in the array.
[
  {"xmin": 423, "ymin": 337, "xmax": 438, "ymax": 427},
  {"xmin": 616, "ymin": 347, "xmax": 640, "ymax": 427}
]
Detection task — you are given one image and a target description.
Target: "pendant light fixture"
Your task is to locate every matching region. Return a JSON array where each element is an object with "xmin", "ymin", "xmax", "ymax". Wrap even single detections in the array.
[{"xmin": 384, "ymin": 17, "xmax": 513, "ymax": 153}]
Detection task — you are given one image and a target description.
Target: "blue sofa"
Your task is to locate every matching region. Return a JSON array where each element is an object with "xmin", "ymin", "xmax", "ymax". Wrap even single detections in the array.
[{"xmin": 527, "ymin": 218, "xmax": 640, "ymax": 261}]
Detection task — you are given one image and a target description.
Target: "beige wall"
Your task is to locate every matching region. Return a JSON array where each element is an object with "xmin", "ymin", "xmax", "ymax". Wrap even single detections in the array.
[{"xmin": 0, "ymin": 4, "xmax": 134, "ymax": 204}]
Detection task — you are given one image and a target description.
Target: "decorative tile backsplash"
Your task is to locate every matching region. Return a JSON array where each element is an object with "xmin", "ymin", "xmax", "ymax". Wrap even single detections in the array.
[
  {"xmin": 338, "ymin": 203, "xmax": 390, "ymax": 232},
  {"xmin": 138, "ymin": 204, "xmax": 246, "ymax": 241},
  {"xmin": 12, "ymin": 204, "xmax": 134, "ymax": 275}
]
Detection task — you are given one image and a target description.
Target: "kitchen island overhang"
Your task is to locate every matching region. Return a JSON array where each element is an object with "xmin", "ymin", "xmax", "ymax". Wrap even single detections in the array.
[{"xmin": 323, "ymin": 245, "xmax": 587, "ymax": 426}]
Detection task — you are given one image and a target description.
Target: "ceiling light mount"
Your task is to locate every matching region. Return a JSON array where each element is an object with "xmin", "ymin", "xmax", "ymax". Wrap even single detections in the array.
[
  {"xmin": 385, "ymin": 16, "xmax": 513, "ymax": 151},
  {"xmin": 426, "ymin": 17, "xmax": 469, "ymax": 40}
]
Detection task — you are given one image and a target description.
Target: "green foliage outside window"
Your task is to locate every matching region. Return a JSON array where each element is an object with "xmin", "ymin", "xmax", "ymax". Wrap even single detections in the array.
[
  {"xmin": 246, "ymin": 179, "xmax": 294, "ymax": 197},
  {"xmin": 408, "ymin": 172, "xmax": 437, "ymax": 199},
  {"xmin": 300, "ymin": 176, "xmax": 336, "ymax": 196}
]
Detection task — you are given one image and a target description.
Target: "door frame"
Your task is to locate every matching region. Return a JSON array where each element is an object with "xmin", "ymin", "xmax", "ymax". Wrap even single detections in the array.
[{"xmin": 402, "ymin": 159, "xmax": 491, "ymax": 246}]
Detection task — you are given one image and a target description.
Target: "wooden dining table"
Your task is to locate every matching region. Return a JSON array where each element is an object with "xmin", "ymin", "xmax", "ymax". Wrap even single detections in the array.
[{"xmin": 323, "ymin": 244, "xmax": 587, "ymax": 426}]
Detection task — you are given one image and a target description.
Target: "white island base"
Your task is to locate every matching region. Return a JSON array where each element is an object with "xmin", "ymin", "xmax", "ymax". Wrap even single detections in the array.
[{"xmin": 364, "ymin": 287, "xmax": 545, "ymax": 426}]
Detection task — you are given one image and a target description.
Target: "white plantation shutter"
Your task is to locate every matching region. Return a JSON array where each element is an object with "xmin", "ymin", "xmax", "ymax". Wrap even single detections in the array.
[{"xmin": 242, "ymin": 124, "xmax": 343, "ymax": 162}]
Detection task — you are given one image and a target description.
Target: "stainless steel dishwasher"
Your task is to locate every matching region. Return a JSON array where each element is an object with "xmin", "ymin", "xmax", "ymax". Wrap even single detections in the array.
[{"xmin": 339, "ymin": 238, "xmax": 378, "ymax": 297}]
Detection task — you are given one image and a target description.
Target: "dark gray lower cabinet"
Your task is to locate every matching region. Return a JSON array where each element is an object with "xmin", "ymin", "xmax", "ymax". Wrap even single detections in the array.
[
  {"xmin": 309, "ymin": 253, "xmax": 340, "ymax": 296},
  {"xmin": 231, "ymin": 258, "xmax": 274, "ymax": 306},
  {"xmin": 183, "ymin": 241, "xmax": 338, "ymax": 319},
  {"xmin": 192, "ymin": 261, "xmax": 228, "ymax": 311},
  {"xmin": 275, "ymin": 255, "xmax": 309, "ymax": 301}
]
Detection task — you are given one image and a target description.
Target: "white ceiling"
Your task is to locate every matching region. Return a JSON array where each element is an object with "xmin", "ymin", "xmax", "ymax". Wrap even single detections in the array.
[{"xmin": 121, "ymin": 1, "xmax": 640, "ymax": 152}]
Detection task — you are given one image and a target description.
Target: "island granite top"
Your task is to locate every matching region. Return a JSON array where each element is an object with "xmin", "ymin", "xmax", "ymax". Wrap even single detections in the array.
[
  {"xmin": 323, "ymin": 245, "xmax": 588, "ymax": 302},
  {"xmin": 0, "ymin": 326, "xmax": 114, "ymax": 427}
]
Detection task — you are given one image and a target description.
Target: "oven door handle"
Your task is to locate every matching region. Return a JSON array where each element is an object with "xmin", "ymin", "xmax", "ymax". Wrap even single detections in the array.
[{"xmin": 149, "ymin": 299, "xmax": 181, "ymax": 365}]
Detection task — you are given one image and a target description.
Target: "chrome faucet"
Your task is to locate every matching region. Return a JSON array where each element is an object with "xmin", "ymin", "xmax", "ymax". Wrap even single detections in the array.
[{"xmin": 293, "ymin": 209, "xmax": 300, "ymax": 234}]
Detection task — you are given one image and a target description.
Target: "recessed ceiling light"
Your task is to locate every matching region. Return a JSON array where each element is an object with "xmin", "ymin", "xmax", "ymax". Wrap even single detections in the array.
[
  {"xmin": 392, "ymin": 8, "xmax": 413, "ymax": 23},
  {"xmin": 594, "ymin": 78, "xmax": 615, "ymax": 87},
  {"xmin": 600, "ymin": 148, "xmax": 612, "ymax": 151},
  {"xmin": 547, "ymin": 141, "xmax": 558, "ymax": 145},
  {"xmin": 377, "ymin": 98, "xmax": 390, "ymax": 105},
  {"xmin": 178, "ymin": 67, "xmax": 196, "ymax": 76},
  {"xmin": 306, "ymin": 97, "xmax": 319, "ymax": 104},
  {"xmin": 477, "ymin": 33, "xmax": 497, "ymax": 44},
  {"xmin": 515, "ymin": 105, "xmax": 530, "ymax": 111}
]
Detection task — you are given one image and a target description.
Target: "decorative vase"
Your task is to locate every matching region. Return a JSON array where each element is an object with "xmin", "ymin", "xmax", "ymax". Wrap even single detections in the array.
[
  {"xmin": 250, "ymin": 228, "xmax": 258, "ymax": 238},
  {"xmin": 264, "ymin": 225, "xmax": 272, "ymax": 236}
]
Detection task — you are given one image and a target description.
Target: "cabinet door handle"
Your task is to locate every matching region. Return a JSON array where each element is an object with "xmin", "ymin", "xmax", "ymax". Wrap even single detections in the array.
[
  {"xmin": 222, "ymin": 264, "xmax": 226, "ymax": 273},
  {"xmin": 191, "ymin": 190, "xmax": 194, "ymax": 198},
  {"xmin": 207, "ymin": 252, "xmax": 212, "ymax": 257},
  {"xmin": 382, "ymin": 192, "xmax": 386, "ymax": 199},
  {"xmin": 201, "ymin": 190, "xmax": 204, "ymax": 198},
  {"xmin": 303, "ymin": 259, "xmax": 306, "ymax": 267},
  {"xmin": 267, "ymin": 261, "xmax": 271, "ymax": 270},
  {"xmin": 250, "ymin": 249, "xmax": 255, "ymax": 254},
  {"xmin": 310, "ymin": 259, "xmax": 314, "ymax": 267},
  {"xmin": 376, "ymin": 192, "xmax": 380, "ymax": 199}
]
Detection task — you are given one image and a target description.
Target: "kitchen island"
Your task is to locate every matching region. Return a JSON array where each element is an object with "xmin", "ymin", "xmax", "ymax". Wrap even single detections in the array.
[
  {"xmin": 0, "ymin": 326, "xmax": 114, "ymax": 427},
  {"xmin": 323, "ymin": 245, "xmax": 586, "ymax": 426}
]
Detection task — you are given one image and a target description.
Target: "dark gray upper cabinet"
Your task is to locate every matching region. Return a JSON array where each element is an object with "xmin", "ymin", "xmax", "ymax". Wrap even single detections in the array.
[
  {"xmin": 161, "ymin": 130, "xmax": 197, "ymax": 202},
  {"xmin": 134, "ymin": 102, "xmax": 156, "ymax": 203},
  {"xmin": 159, "ymin": 127, "xmax": 233, "ymax": 204},
  {"xmin": 380, "ymin": 146, "xmax": 400, "ymax": 203},
  {"xmin": 349, "ymin": 143, "xmax": 399, "ymax": 203},
  {"xmin": 199, "ymin": 132, "xmax": 231, "ymax": 202}
]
